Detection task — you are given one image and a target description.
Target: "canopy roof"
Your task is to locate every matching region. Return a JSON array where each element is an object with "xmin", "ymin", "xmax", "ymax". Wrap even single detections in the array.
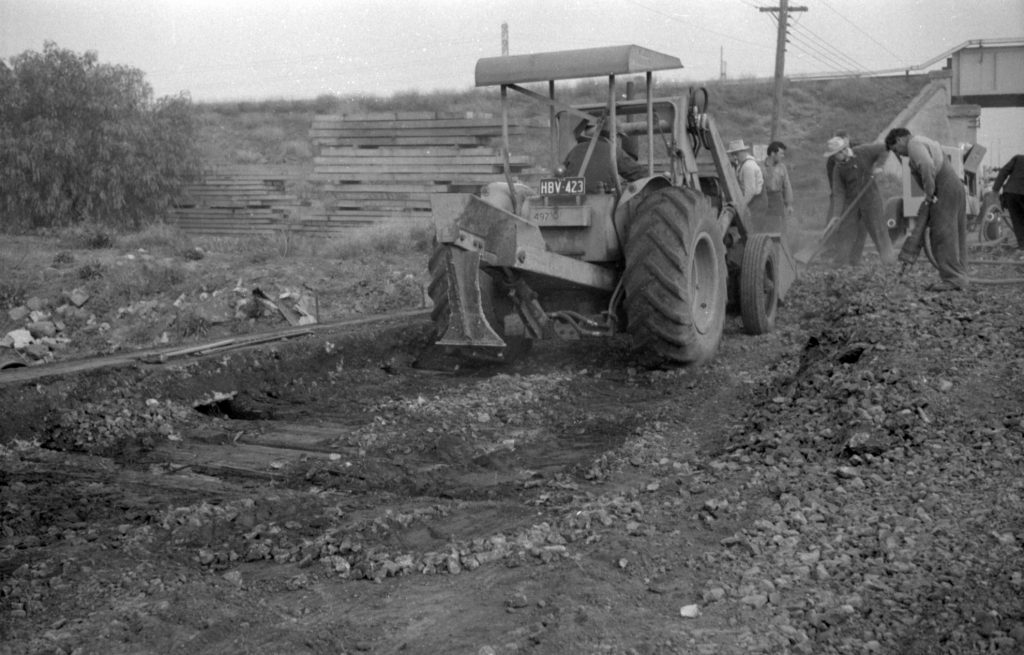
[{"xmin": 474, "ymin": 45, "xmax": 683, "ymax": 87}]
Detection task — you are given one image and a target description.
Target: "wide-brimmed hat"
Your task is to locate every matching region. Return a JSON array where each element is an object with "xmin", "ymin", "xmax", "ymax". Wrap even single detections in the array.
[
  {"xmin": 726, "ymin": 139, "xmax": 750, "ymax": 154},
  {"xmin": 823, "ymin": 136, "xmax": 849, "ymax": 158}
]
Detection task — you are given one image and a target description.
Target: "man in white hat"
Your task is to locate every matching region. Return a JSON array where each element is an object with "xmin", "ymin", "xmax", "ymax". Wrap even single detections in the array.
[
  {"xmin": 726, "ymin": 139, "xmax": 764, "ymax": 206},
  {"xmin": 822, "ymin": 135, "xmax": 895, "ymax": 267}
]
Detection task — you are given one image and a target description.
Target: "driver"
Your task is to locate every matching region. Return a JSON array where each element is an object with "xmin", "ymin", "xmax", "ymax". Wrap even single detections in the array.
[{"xmin": 563, "ymin": 120, "xmax": 645, "ymax": 193}]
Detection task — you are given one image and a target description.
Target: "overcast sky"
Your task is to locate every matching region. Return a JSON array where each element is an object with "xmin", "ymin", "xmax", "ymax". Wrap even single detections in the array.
[{"xmin": 1, "ymin": 0, "xmax": 1021, "ymax": 101}]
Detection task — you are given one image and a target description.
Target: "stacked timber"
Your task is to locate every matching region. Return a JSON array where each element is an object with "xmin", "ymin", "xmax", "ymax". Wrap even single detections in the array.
[
  {"xmin": 170, "ymin": 112, "xmax": 544, "ymax": 237},
  {"xmin": 309, "ymin": 111, "xmax": 544, "ymax": 220},
  {"xmin": 171, "ymin": 165, "xmax": 307, "ymax": 236}
]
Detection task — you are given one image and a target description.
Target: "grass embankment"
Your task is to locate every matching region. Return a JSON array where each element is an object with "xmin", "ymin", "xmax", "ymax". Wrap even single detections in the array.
[{"xmin": 196, "ymin": 75, "xmax": 930, "ymax": 225}]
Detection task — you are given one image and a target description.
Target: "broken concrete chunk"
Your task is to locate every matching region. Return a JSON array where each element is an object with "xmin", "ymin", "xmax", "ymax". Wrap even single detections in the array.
[
  {"xmin": 69, "ymin": 288, "xmax": 90, "ymax": 307},
  {"xmin": 22, "ymin": 342, "xmax": 51, "ymax": 360},
  {"xmin": 7, "ymin": 306, "xmax": 29, "ymax": 322},
  {"xmin": 4, "ymin": 328, "xmax": 34, "ymax": 349},
  {"xmin": 26, "ymin": 321, "xmax": 58, "ymax": 339}
]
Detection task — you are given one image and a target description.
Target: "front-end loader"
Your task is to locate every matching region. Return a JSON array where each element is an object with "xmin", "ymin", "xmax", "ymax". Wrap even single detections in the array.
[{"xmin": 427, "ymin": 45, "xmax": 796, "ymax": 366}]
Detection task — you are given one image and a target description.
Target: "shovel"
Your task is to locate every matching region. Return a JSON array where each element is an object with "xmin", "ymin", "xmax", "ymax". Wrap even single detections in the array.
[{"xmin": 794, "ymin": 176, "xmax": 876, "ymax": 265}]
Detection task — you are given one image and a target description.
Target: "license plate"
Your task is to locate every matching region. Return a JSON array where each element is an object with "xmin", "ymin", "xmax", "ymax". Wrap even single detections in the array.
[{"xmin": 539, "ymin": 177, "xmax": 584, "ymax": 196}]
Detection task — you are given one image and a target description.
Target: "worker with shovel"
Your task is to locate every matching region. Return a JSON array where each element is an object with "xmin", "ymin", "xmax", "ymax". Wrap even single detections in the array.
[
  {"xmin": 821, "ymin": 136, "xmax": 897, "ymax": 267},
  {"xmin": 885, "ymin": 127, "xmax": 968, "ymax": 291}
]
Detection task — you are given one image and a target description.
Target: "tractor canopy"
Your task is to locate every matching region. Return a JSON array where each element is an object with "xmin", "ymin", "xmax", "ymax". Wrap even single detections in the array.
[{"xmin": 474, "ymin": 45, "xmax": 683, "ymax": 86}]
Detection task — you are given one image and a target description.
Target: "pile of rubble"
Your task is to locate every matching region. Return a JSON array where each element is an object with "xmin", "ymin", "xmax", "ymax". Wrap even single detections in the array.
[{"xmin": 1, "ymin": 291, "xmax": 92, "ymax": 367}]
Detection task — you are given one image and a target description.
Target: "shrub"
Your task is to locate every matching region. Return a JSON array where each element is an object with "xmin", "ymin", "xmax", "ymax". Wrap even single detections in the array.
[{"xmin": 0, "ymin": 42, "xmax": 203, "ymax": 230}]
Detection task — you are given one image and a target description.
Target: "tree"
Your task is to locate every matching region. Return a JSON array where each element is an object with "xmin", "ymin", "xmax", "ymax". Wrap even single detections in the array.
[{"xmin": 0, "ymin": 42, "xmax": 203, "ymax": 230}]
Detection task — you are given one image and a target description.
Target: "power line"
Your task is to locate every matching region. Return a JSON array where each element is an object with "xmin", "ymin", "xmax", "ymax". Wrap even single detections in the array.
[
  {"xmin": 786, "ymin": 36, "xmax": 860, "ymax": 74},
  {"xmin": 789, "ymin": 17, "xmax": 868, "ymax": 71},
  {"xmin": 788, "ymin": 21, "xmax": 870, "ymax": 73},
  {"xmin": 623, "ymin": 0, "xmax": 768, "ymax": 49},
  {"xmin": 818, "ymin": 0, "xmax": 908, "ymax": 66}
]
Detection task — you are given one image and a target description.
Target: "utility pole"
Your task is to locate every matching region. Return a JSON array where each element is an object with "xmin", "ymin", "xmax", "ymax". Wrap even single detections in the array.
[
  {"xmin": 501, "ymin": 22, "xmax": 508, "ymax": 55},
  {"xmin": 759, "ymin": 1, "xmax": 807, "ymax": 141}
]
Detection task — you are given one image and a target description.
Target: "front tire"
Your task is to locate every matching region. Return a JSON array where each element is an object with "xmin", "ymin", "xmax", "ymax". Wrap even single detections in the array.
[
  {"xmin": 739, "ymin": 233, "xmax": 779, "ymax": 335},
  {"xmin": 622, "ymin": 187, "xmax": 726, "ymax": 366}
]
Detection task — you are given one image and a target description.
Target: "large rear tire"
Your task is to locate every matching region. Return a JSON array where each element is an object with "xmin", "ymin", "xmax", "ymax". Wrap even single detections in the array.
[
  {"xmin": 739, "ymin": 233, "xmax": 779, "ymax": 335},
  {"xmin": 623, "ymin": 187, "xmax": 726, "ymax": 366},
  {"xmin": 427, "ymin": 244, "xmax": 530, "ymax": 363}
]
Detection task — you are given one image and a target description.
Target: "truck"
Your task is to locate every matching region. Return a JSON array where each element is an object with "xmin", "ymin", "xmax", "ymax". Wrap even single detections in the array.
[
  {"xmin": 885, "ymin": 143, "xmax": 1007, "ymax": 244},
  {"xmin": 427, "ymin": 45, "xmax": 796, "ymax": 367}
]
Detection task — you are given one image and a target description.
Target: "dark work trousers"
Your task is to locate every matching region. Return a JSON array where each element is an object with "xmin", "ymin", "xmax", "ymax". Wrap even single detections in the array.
[
  {"xmin": 827, "ymin": 184, "xmax": 893, "ymax": 266},
  {"xmin": 924, "ymin": 163, "xmax": 968, "ymax": 287},
  {"xmin": 763, "ymin": 190, "xmax": 787, "ymax": 234},
  {"xmin": 1003, "ymin": 192, "xmax": 1024, "ymax": 249}
]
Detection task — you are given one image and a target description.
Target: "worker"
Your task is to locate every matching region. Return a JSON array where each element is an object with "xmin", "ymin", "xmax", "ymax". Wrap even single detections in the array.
[
  {"xmin": 563, "ymin": 121, "xmax": 644, "ymax": 193},
  {"xmin": 885, "ymin": 127, "xmax": 968, "ymax": 291},
  {"xmin": 825, "ymin": 130, "xmax": 859, "ymax": 191},
  {"xmin": 762, "ymin": 140, "xmax": 794, "ymax": 233},
  {"xmin": 823, "ymin": 135, "xmax": 896, "ymax": 267},
  {"xmin": 992, "ymin": 153, "xmax": 1024, "ymax": 253},
  {"xmin": 726, "ymin": 139, "xmax": 764, "ymax": 206}
]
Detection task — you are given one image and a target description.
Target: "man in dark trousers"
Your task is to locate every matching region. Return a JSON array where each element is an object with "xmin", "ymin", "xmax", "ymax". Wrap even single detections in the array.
[
  {"xmin": 823, "ymin": 136, "xmax": 896, "ymax": 266},
  {"xmin": 992, "ymin": 153, "xmax": 1024, "ymax": 252},
  {"xmin": 885, "ymin": 127, "xmax": 968, "ymax": 291}
]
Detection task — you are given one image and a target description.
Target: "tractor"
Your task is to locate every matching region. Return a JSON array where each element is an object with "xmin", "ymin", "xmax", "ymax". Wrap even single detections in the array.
[{"xmin": 427, "ymin": 45, "xmax": 796, "ymax": 366}]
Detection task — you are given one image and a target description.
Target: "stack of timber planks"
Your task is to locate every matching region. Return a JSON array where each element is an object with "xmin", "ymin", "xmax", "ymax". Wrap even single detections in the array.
[
  {"xmin": 170, "ymin": 112, "xmax": 544, "ymax": 237},
  {"xmin": 170, "ymin": 165, "xmax": 312, "ymax": 236},
  {"xmin": 309, "ymin": 111, "xmax": 544, "ymax": 221}
]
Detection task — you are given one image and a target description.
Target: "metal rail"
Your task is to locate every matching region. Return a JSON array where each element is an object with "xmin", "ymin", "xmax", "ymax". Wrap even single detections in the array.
[{"xmin": 0, "ymin": 308, "xmax": 431, "ymax": 386}]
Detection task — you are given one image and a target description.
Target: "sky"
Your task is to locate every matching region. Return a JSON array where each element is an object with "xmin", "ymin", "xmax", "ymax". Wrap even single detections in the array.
[
  {"xmin": 1, "ymin": 0, "xmax": 1021, "ymax": 101},
  {"xmin": 1, "ymin": 0, "xmax": 1022, "ymax": 157}
]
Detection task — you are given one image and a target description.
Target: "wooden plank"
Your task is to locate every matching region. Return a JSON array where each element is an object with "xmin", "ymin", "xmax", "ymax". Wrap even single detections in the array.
[
  {"xmin": 325, "ymin": 191, "xmax": 432, "ymax": 201},
  {"xmin": 318, "ymin": 146, "xmax": 503, "ymax": 157},
  {"xmin": 309, "ymin": 126, "xmax": 528, "ymax": 138},
  {"xmin": 312, "ymin": 164, "xmax": 531, "ymax": 175},
  {"xmin": 313, "ymin": 111, "xmax": 492, "ymax": 122},
  {"xmin": 311, "ymin": 172, "xmax": 527, "ymax": 183},
  {"xmin": 310, "ymin": 118, "xmax": 527, "ymax": 130},
  {"xmin": 312, "ymin": 136, "xmax": 489, "ymax": 147},
  {"xmin": 314, "ymin": 155, "xmax": 533, "ymax": 167},
  {"xmin": 316, "ymin": 182, "xmax": 448, "ymax": 193}
]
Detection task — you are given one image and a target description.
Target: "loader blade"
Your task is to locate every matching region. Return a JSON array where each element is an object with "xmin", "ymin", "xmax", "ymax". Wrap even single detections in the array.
[{"xmin": 437, "ymin": 248, "xmax": 507, "ymax": 349}]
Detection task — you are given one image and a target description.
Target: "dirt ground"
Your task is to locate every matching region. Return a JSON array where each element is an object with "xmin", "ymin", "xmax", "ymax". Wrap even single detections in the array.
[{"xmin": 3, "ymin": 233, "xmax": 1024, "ymax": 655}]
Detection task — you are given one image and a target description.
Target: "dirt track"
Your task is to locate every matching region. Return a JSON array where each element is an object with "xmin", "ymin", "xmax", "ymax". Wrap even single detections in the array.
[{"xmin": 3, "ymin": 253, "xmax": 1024, "ymax": 655}]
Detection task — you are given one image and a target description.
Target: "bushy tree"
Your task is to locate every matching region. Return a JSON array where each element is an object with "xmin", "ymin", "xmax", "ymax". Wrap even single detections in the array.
[{"xmin": 0, "ymin": 42, "xmax": 203, "ymax": 230}]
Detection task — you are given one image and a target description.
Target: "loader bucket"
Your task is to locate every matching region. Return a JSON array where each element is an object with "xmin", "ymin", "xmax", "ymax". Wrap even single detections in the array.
[{"xmin": 436, "ymin": 247, "xmax": 507, "ymax": 349}]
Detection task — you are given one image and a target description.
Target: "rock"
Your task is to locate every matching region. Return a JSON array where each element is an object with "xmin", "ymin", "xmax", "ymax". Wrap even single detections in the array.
[
  {"xmin": 505, "ymin": 592, "xmax": 529, "ymax": 609},
  {"xmin": 679, "ymin": 604, "xmax": 701, "ymax": 618},
  {"xmin": 835, "ymin": 466, "xmax": 859, "ymax": 479},
  {"xmin": 22, "ymin": 342, "xmax": 51, "ymax": 360},
  {"xmin": 702, "ymin": 587, "xmax": 726, "ymax": 602},
  {"xmin": 741, "ymin": 594, "xmax": 769, "ymax": 608},
  {"xmin": 222, "ymin": 570, "xmax": 243, "ymax": 586},
  {"xmin": 4, "ymin": 328, "xmax": 34, "ymax": 349},
  {"xmin": 24, "ymin": 296, "xmax": 46, "ymax": 311},
  {"xmin": 69, "ymin": 288, "xmax": 90, "ymax": 307},
  {"xmin": 26, "ymin": 321, "xmax": 57, "ymax": 338},
  {"xmin": 7, "ymin": 306, "xmax": 29, "ymax": 322}
]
